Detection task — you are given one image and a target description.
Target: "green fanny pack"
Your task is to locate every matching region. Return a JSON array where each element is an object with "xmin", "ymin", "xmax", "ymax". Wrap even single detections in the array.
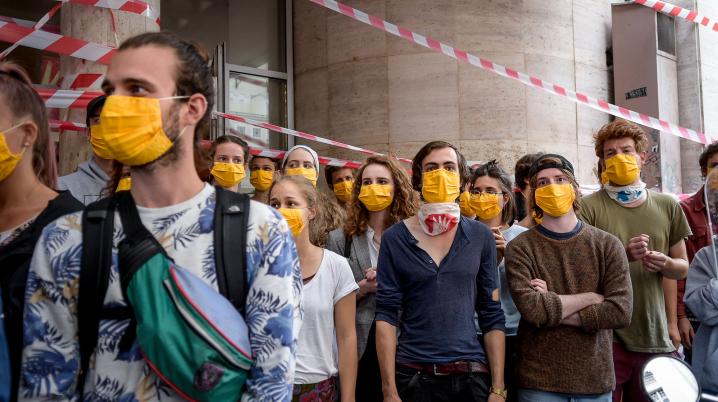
[{"xmin": 79, "ymin": 189, "xmax": 253, "ymax": 401}]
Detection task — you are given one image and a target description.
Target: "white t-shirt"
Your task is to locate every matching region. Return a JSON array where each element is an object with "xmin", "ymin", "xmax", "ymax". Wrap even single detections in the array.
[{"xmin": 295, "ymin": 249, "xmax": 359, "ymax": 384}]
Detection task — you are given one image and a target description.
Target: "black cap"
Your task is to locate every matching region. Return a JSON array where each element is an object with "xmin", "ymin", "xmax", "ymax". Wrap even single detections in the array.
[
  {"xmin": 85, "ymin": 95, "xmax": 106, "ymax": 127},
  {"xmin": 528, "ymin": 153, "xmax": 575, "ymax": 179}
]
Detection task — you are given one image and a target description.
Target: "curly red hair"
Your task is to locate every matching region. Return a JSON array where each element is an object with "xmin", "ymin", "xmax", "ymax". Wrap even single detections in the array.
[{"xmin": 344, "ymin": 156, "xmax": 419, "ymax": 237}]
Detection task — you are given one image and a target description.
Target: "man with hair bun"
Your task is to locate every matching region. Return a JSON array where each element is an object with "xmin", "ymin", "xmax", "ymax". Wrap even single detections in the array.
[{"xmin": 20, "ymin": 32, "xmax": 301, "ymax": 401}]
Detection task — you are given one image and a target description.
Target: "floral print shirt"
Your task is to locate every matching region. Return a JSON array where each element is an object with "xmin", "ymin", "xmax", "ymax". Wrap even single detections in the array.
[{"xmin": 19, "ymin": 184, "xmax": 302, "ymax": 402}]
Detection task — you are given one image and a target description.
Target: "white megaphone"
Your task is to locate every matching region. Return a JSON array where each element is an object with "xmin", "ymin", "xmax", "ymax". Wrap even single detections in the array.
[{"xmin": 640, "ymin": 356, "xmax": 718, "ymax": 402}]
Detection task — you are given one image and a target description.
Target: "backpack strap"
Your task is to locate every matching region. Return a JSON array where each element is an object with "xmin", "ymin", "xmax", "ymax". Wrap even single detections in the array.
[
  {"xmin": 78, "ymin": 196, "xmax": 116, "ymax": 389},
  {"xmin": 213, "ymin": 187, "xmax": 250, "ymax": 314},
  {"xmin": 115, "ymin": 191, "xmax": 167, "ymax": 291}
]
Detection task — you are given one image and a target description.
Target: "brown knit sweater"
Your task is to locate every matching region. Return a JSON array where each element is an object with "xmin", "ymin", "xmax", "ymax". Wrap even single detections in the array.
[{"xmin": 505, "ymin": 223, "xmax": 633, "ymax": 395}]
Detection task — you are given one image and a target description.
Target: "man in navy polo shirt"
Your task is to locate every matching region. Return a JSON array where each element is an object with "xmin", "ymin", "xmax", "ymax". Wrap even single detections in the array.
[{"xmin": 376, "ymin": 141, "xmax": 507, "ymax": 402}]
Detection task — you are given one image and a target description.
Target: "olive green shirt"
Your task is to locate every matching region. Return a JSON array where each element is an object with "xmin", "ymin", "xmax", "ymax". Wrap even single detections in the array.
[{"xmin": 580, "ymin": 189, "xmax": 692, "ymax": 353}]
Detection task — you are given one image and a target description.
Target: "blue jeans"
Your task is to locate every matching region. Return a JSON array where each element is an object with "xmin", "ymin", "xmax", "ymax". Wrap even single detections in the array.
[{"xmin": 518, "ymin": 389, "xmax": 612, "ymax": 402}]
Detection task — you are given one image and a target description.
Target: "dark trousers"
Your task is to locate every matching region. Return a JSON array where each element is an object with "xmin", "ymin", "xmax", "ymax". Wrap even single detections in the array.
[
  {"xmin": 505, "ymin": 336, "xmax": 518, "ymax": 402},
  {"xmin": 396, "ymin": 365, "xmax": 491, "ymax": 402},
  {"xmin": 612, "ymin": 343, "xmax": 676, "ymax": 402},
  {"xmin": 356, "ymin": 322, "xmax": 383, "ymax": 402}
]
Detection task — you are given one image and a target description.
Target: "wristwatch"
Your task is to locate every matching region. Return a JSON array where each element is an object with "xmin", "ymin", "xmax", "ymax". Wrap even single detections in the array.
[{"xmin": 490, "ymin": 387, "xmax": 508, "ymax": 399}]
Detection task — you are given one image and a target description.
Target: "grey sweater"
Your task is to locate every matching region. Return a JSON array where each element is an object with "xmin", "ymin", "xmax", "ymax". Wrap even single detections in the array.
[
  {"xmin": 57, "ymin": 157, "xmax": 110, "ymax": 205},
  {"xmin": 684, "ymin": 245, "xmax": 718, "ymax": 392}
]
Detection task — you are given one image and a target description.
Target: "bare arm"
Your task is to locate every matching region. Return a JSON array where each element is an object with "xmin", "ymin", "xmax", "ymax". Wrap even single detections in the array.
[
  {"xmin": 335, "ymin": 293, "xmax": 358, "ymax": 402},
  {"xmin": 665, "ymin": 240, "xmax": 689, "ymax": 279},
  {"xmin": 642, "ymin": 240, "xmax": 689, "ymax": 280},
  {"xmin": 484, "ymin": 330, "xmax": 505, "ymax": 391},
  {"xmin": 558, "ymin": 293, "xmax": 604, "ymax": 319},
  {"xmin": 376, "ymin": 321, "xmax": 401, "ymax": 402}
]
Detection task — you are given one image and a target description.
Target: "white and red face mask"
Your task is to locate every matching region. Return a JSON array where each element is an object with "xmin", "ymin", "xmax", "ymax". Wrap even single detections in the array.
[{"xmin": 417, "ymin": 202, "xmax": 460, "ymax": 236}]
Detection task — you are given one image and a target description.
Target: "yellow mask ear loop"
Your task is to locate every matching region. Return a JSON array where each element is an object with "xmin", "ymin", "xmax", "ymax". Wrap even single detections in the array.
[{"xmin": 1, "ymin": 121, "xmax": 30, "ymax": 157}]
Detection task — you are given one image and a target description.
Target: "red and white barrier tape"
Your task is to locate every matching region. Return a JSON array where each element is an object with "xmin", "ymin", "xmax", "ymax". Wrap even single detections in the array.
[
  {"xmin": 0, "ymin": 4, "xmax": 62, "ymax": 60},
  {"xmin": 57, "ymin": 0, "xmax": 160, "ymax": 25},
  {"xmin": 228, "ymin": 127, "xmax": 271, "ymax": 149},
  {"xmin": 634, "ymin": 0, "xmax": 718, "ymax": 31},
  {"xmin": 50, "ymin": 119, "xmax": 87, "ymax": 132},
  {"xmin": 61, "ymin": 73, "xmax": 104, "ymax": 90},
  {"xmin": 309, "ymin": 0, "xmax": 711, "ymax": 145},
  {"xmin": 0, "ymin": 16, "xmax": 60, "ymax": 33},
  {"xmin": 216, "ymin": 112, "xmax": 413, "ymax": 163},
  {"xmin": 200, "ymin": 139, "xmax": 364, "ymax": 168},
  {"xmin": 250, "ymin": 148, "xmax": 363, "ymax": 169},
  {"xmin": 36, "ymin": 87, "xmax": 104, "ymax": 109},
  {"xmin": 0, "ymin": 20, "xmax": 115, "ymax": 64}
]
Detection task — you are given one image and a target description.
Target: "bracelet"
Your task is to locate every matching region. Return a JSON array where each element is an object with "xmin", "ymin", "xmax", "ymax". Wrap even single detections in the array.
[{"xmin": 490, "ymin": 387, "xmax": 508, "ymax": 399}]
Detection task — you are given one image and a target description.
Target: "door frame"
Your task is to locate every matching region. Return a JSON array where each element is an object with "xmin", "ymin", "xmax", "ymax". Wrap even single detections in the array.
[{"xmin": 214, "ymin": 0, "xmax": 294, "ymax": 148}]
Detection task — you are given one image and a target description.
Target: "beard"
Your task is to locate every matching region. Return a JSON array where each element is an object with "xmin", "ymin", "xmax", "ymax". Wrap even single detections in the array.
[{"xmin": 134, "ymin": 103, "xmax": 185, "ymax": 173}]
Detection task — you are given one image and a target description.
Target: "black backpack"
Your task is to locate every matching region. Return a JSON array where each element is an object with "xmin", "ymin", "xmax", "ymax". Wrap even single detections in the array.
[{"xmin": 76, "ymin": 187, "xmax": 250, "ymax": 388}]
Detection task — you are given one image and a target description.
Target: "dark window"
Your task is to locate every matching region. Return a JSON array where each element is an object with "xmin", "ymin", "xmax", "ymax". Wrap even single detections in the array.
[{"xmin": 657, "ymin": 13, "xmax": 676, "ymax": 56}]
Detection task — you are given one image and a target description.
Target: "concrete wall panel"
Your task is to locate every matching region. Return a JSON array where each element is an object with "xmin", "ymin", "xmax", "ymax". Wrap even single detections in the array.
[{"xmin": 388, "ymin": 52, "xmax": 460, "ymax": 143}]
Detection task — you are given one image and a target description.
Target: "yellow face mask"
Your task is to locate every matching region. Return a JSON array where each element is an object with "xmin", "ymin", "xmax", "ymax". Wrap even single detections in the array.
[
  {"xmin": 470, "ymin": 192, "xmax": 502, "ymax": 221},
  {"xmin": 535, "ymin": 183, "xmax": 575, "ymax": 218},
  {"xmin": 285, "ymin": 167, "xmax": 318, "ymax": 186},
  {"xmin": 600, "ymin": 171, "xmax": 609, "ymax": 186},
  {"xmin": 278, "ymin": 208, "xmax": 306, "ymax": 237},
  {"xmin": 603, "ymin": 154, "xmax": 640, "ymax": 186},
  {"xmin": 250, "ymin": 170, "xmax": 274, "ymax": 191},
  {"xmin": 421, "ymin": 169, "xmax": 461, "ymax": 203},
  {"xmin": 359, "ymin": 184, "xmax": 393, "ymax": 212},
  {"xmin": 333, "ymin": 180, "xmax": 354, "ymax": 203},
  {"xmin": 0, "ymin": 122, "xmax": 26, "ymax": 182},
  {"xmin": 459, "ymin": 191, "xmax": 473, "ymax": 216},
  {"xmin": 90, "ymin": 124, "xmax": 114, "ymax": 160},
  {"xmin": 116, "ymin": 177, "xmax": 132, "ymax": 192},
  {"xmin": 211, "ymin": 162, "xmax": 246, "ymax": 188},
  {"xmin": 100, "ymin": 95, "xmax": 188, "ymax": 167}
]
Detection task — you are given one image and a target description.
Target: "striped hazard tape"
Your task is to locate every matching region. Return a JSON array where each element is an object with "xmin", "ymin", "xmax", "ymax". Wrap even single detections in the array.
[
  {"xmin": 199, "ymin": 140, "xmax": 364, "ymax": 169},
  {"xmin": 0, "ymin": 16, "xmax": 60, "ymax": 33},
  {"xmin": 50, "ymin": 119, "xmax": 87, "ymax": 132},
  {"xmin": 36, "ymin": 87, "xmax": 104, "ymax": 109},
  {"xmin": 0, "ymin": 4, "xmax": 62, "ymax": 60},
  {"xmin": 308, "ymin": 0, "xmax": 712, "ymax": 145},
  {"xmin": 634, "ymin": 0, "xmax": 718, "ymax": 31},
  {"xmin": 57, "ymin": 0, "xmax": 161, "ymax": 25},
  {"xmin": 0, "ymin": 19, "xmax": 116, "ymax": 64},
  {"xmin": 216, "ymin": 111, "xmax": 413, "ymax": 163},
  {"xmin": 250, "ymin": 148, "xmax": 363, "ymax": 169},
  {"xmin": 61, "ymin": 73, "xmax": 104, "ymax": 90}
]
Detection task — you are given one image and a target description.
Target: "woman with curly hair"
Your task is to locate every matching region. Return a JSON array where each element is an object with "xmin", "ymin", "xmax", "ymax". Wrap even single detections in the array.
[
  {"xmin": 326, "ymin": 155, "xmax": 419, "ymax": 402},
  {"xmin": 269, "ymin": 175, "xmax": 358, "ymax": 402}
]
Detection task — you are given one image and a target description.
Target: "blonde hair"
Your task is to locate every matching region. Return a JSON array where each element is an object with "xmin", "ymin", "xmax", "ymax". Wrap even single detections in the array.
[{"xmin": 270, "ymin": 175, "xmax": 345, "ymax": 247}]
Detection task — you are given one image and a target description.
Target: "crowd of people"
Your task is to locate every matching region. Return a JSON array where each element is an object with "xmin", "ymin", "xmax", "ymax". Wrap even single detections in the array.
[{"xmin": 0, "ymin": 30, "xmax": 717, "ymax": 402}]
